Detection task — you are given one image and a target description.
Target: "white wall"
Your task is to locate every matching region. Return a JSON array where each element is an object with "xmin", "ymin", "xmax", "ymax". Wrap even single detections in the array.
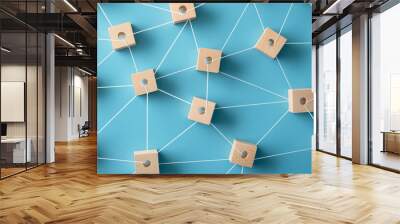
[{"xmin": 54, "ymin": 67, "xmax": 89, "ymax": 141}]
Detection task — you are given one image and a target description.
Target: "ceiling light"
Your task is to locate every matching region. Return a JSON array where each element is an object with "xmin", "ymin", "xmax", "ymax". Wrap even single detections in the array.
[
  {"xmin": 63, "ymin": 0, "xmax": 78, "ymax": 12},
  {"xmin": 1, "ymin": 47, "xmax": 11, "ymax": 53},
  {"xmin": 54, "ymin": 34, "xmax": 75, "ymax": 48},
  {"xmin": 78, "ymin": 67, "xmax": 93, "ymax": 76}
]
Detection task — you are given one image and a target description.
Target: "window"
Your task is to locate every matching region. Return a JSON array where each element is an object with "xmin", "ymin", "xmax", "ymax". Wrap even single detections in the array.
[
  {"xmin": 317, "ymin": 36, "xmax": 337, "ymax": 154},
  {"xmin": 370, "ymin": 3, "xmax": 400, "ymax": 171}
]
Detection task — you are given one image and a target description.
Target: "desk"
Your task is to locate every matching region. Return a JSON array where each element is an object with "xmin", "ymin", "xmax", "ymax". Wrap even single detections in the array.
[
  {"xmin": 1, "ymin": 138, "xmax": 31, "ymax": 163},
  {"xmin": 382, "ymin": 131, "xmax": 400, "ymax": 154}
]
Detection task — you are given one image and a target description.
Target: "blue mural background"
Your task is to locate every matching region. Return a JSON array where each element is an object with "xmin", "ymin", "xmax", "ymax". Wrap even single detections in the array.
[{"xmin": 97, "ymin": 3, "xmax": 313, "ymax": 174}]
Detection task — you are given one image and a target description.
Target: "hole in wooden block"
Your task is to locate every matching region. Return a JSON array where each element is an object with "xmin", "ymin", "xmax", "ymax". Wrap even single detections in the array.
[
  {"xmin": 288, "ymin": 89, "xmax": 314, "ymax": 113},
  {"xmin": 143, "ymin": 160, "xmax": 151, "ymax": 167},
  {"xmin": 132, "ymin": 69, "xmax": 158, "ymax": 96},
  {"xmin": 229, "ymin": 140, "xmax": 257, "ymax": 168},
  {"xmin": 178, "ymin": 5, "xmax": 187, "ymax": 15},
  {"xmin": 141, "ymin": 78, "xmax": 148, "ymax": 87},
  {"xmin": 299, "ymin": 97, "xmax": 307, "ymax": 105},
  {"xmin": 108, "ymin": 22, "xmax": 136, "ymax": 50},
  {"xmin": 117, "ymin": 32, "xmax": 126, "ymax": 40},
  {"xmin": 197, "ymin": 106, "xmax": 206, "ymax": 115},
  {"xmin": 268, "ymin": 38, "xmax": 274, "ymax": 47},
  {"xmin": 134, "ymin": 150, "xmax": 159, "ymax": 174},
  {"xmin": 170, "ymin": 3, "xmax": 196, "ymax": 24},
  {"xmin": 196, "ymin": 48, "xmax": 222, "ymax": 73},
  {"xmin": 188, "ymin": 97, "xmax": 216, "ymax": 125},
  {"xmin": 240, "ymin": 150, "xmax": 248, "ymax": 159},
  {"xmin": 255, "ymin": 28, "xmax": 287, "ymax": 59},
  {"xmin": 205, "ymin": 56, "xmax": 213, "ymax": 65}
]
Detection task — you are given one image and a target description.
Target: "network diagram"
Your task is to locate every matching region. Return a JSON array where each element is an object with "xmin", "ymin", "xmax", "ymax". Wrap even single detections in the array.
[{"xmin": 97, "ymin": 3, "xmax": 313, "ymax": 174}]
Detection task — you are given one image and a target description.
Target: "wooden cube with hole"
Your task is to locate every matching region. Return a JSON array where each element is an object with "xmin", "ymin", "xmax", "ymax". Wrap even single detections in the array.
[
  {"xmin": 196, "ymin": 48, "xmax": 222, "ymax": 73},
  {"xmin": 169, "ymin": 3, "xmax": 196, "ymax": 24},
  {"xmin": 288, "ymin": 89, "xmax": 314, "ymax": 113},
  {"xmin": 131, "ymin": 69, "xmax": 158, "ymax": 96},
  {"xmin": 229, "ymin": 140, "xmax": 257, "ymax": 168},
  {"xmin": 255, "ymin": 28, "xmax": 287, "ymax": 59},
  {"xmin": 134, "ymin": 150, "xmax": 159, "ymax": 174},
  {"xmin": 108, "ymin": 22, "xmax": 136, "ymax": 50},
  {"xmin": 187, "ymin": 97, "xmax": 216, "ymax": 125}
]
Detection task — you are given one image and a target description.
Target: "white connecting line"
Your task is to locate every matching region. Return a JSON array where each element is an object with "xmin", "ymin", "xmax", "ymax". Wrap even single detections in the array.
[
  {"xmin": 253, "ymin": 3, "xmax": 264, "ymax": 31},
  {"xmin": 98, "ymin": 84, "xmax": 133, "ymax": 89},
  {"xmin": 255, "ymin": 148, "xmax": 311, "ymax": 161},
  {"xmin": 219, "ymin": 71, "xmax": 288, "ymax": 100},
  {"xmin": 215, "ymin": 101, "xmax": 287, "ymax": 110},
  {"xmin": 211, "ymin": 123, "xmax": 232, "ymax": 146},
  {"xmin": 221, "ymin": 3, "xmax": 250, "ymax": 52},
  {"xmin": 140, "ymin": 3, "xmax": 206, "ymax": 15},
  {"xmin": 158, "ymin": 122, "xmax": 197, "ymax": 153},
  {"xmin": 276, "ymin": 57, "xmax": 292, "ymax": 89},
  {"xmin": 97, "ymin": 50, "xmax": 114, "ymax": 67},
  {"xmin": 155, "ymin": 21, "xmax": 188, "ymax": 74},
  {"xmin": 98, "ymin": 157, "xmax": 142, "ymax": 164},
  {"xmin": 256, "ymin": 110, "xmax": 289, "ymax": 145},
  {"xmin": 158, "ymin": 88, "xmax": 191, "ymax": 105},
  {"xmin": 98, "ymin": 95, "xmax": 137, "ymax": 134},
  {"xmin": 156, "ymin": 65, "xmax": 196, "ymax": 80},
  {"xmin": 189, "ymin": 20, "xmax": 199, "ymax": 54},
  {"xmin": 225, "ymin": 164, "xmax": 237, "ymax": 174},
  {"xmin": 145, "ymin": 88, "xmax": 149, "ymax": 151},
  {"xmin": 275, "ymin": 3, "xmax": 293, "ymax": 44}
]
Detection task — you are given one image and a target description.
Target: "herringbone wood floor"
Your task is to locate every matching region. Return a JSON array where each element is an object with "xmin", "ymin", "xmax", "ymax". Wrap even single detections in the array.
[{"xmin": 1, "ymin": 136, "xmax": 400, "ymax": 224}]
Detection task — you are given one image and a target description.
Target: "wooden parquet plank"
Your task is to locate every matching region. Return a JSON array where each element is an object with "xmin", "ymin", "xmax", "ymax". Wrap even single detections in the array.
[{"xmin": 0, "ymin": 136, "xmax": 400, "ymax": 223}]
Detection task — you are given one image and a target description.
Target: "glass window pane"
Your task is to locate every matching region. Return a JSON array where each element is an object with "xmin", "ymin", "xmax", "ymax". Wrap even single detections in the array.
[
  {"xmin": 340, "ymin": 29, "xmax": 352, "ymax": 158},
  {"xmin": 371, "ymin": 4, "xmax": 400, "ymax": 171},
  {"xmin": 318, "ymin": 37, "xmax": 337, "ymax": 154}
]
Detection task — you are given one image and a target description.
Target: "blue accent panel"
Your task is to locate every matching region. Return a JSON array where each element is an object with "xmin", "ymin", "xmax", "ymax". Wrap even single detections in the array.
[{"xmin": 98, "ymin": 3, "xmax": 313, "ymax": 174}]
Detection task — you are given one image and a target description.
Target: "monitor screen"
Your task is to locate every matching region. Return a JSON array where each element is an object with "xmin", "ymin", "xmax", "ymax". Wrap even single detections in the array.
[{"xmin": 1, "ymin": 123, "xmax": 7, "ymax": 137}]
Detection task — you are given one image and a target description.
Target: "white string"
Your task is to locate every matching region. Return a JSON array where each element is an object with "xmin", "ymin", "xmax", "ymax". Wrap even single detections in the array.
[
  {"xmin": 211, "ymin": 123, "xmax": 232, "ymax": 146},
  {"xmin": 219, "ymin": 71, "xmax": 287, "ymax": 100},
  {"xmin": 275, "ymin": 3, "xmax": 293, "ymax": 44},
  {"xmin": 225, "ymin": 164, "xmax": 237, "ymax": 174},
  {"xmin": 158, "ymin": 89, "xmax": 191, "ymax": 105},
  {"xmin": 276, "ymin": 57, "xmax": 292, "ymax": 89},
  {"xmin": 140, "ymin": 3, "xmax": 172, "ymax": 14},
  {"xmin": 98, "ymin": 157, "xmax": 142, "ymax": 164},
  {"xmin": 241, "ymin": 166, "xmax": 244, "ymax": 174},
  {"xmin": 98, "ymin": 84, "xmax": 133, "ymax": 89},
  {"xmin": 221, "ymin": 3, "xmax": 250, "ymax": 52},
  {"xmin": 220, "ymin": 46, "xmax": 254, "ymax": 60},
  {"xmin": 255, "ymin": 148, "xmax": 310, "ymax": 160},
  {"xmin": 206, "ymin": 65, "xmax": 209, "ymax": 110},
  {"xmin": 253, "ymin": 3, "xmax": 264, "ymax": 31},
  {"xmin": 256, "ymin": 110, "xmax": 289, "ymax": 145},
  {"xmin": 215, "ymin": 101, "xmax": 287, "ymax": 110},
  {"xmin": 98, "ymin": 4, "xmax": 112, "ymax": 26},
  {"xmin": 189, "ymin": 20, "xmax": 199, "ymax": 54},
  {"xmin": 285, "ymin": 42, "xmax": 312, "ymax": 45},
  {"xmin": 194, "ymin": 3, "xmax": 207, "ymax": 10},
  {"xmin": 145, "ymin": 88, "xmax": 149, "ymax": 151},
  {"xmin": 155, "ymin": 21, "xmax": 188, "ymax": 74},
  {"xmin": 126, "ymin": 41, "xmax": 138, "ymax": 72},
  {"xmin": 134, "ymin": 20, "xmax": 174, "ymax": 35},
  {"xmin": 156, "ymin": 65, "xmax": 196, "ymax": 80},
  {"xmin": 97, "ymin": 50, "xmax": 114, "ymax": 67},
  {"xmin": 160, "ymin": 158, "xmax": 228, "ymax": 165},
  {"xmin": 98, "ymin": 95, "xmax": 137, "ymax": 134},
  {"xmin": 159, "ymin": 122, "xmax": 197, "ymax": 152}
]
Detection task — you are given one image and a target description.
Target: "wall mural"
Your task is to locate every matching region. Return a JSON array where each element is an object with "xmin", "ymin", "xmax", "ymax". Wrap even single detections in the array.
[{"xmin": 97, "ymin": 3, "xmax": 313, "ymax": 174}]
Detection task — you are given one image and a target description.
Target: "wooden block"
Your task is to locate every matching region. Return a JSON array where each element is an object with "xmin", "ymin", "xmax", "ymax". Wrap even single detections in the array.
[
  {"xmin": 187, "ymin": 97, "xmax": 216, "ymax": 125},
  {"xmin": 169, "ymin": 3, "xmax": 196, "ymax": 24},
  {"xmin": 108, "ymin": 22, "xmax": 136, "ymax": 50},
  {"xmin": 196, "ymin": 48, "xmax": 222, "ymax": 73},
  {"xmin": 134, "ymin": 150, "xmax": 160, "ymax": 174},
  {"xmin": 255, "ymin": 28, "xmax": 287, "ymax": 59},
  {"xmin": 229, "ymin": 140, "xmax": 257, "ymax": 168},
  {"xmin": 132, "ymin": 69, "xmax": 158, "ymax": 96},
  {"xmin": 288, "ymin": 89, "xmax": 314, "ymax": 113}
]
